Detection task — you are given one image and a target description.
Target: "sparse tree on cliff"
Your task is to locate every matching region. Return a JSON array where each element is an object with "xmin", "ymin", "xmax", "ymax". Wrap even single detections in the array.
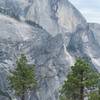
[
  {"xmin": 60, "ymin": 58, "xmax": 99, "ymax": 100},
  {"xmin": 8, "ymin": 54, "xmax": 37, "ymax": 100}
]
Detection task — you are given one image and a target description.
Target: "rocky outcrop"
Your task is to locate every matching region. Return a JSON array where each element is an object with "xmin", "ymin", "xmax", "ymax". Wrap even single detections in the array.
[{"xmin": 0, "ymin": 0, "xmax": 100, "ymax": 100}]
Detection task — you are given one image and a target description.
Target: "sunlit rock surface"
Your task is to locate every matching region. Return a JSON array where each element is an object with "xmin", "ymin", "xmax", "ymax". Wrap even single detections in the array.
[
  {"xmin": 0, "ymin": 0, "xmax": 100, "ymax": 100},
  {"xmin": 26, "ymin": 0, "xmax": 87, "ymax": 36}
]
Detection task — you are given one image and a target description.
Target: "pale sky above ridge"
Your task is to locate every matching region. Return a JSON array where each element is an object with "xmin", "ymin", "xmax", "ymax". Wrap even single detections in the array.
[{"xmin": 70, "ymin": 0, "xmax": 100, "ymax": 23}]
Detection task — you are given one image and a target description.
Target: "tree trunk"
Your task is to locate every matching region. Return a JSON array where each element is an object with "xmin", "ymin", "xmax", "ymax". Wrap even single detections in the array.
[
  {"xmin": 80, "ymin": 86, "xmax": 84, "ymax": 100},
  {"xmin": 80, "ymin": 71, "xmax": 84, "ymax": 100},
  {"xmin": 21, "ymin": 85, "xmax": 25, "ymax": 100},
  {"xmin": 21, "ymin": 93, "xmax": 25, "ymax": 100}
]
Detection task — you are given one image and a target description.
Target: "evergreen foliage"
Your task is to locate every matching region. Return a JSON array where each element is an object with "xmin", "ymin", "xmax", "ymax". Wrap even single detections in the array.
[
  {"xmin": 60, "ymin": 58, "xmax": 99, "ymax": 100},
  {"xmin": 8, "ymin": 54, "xmax": 37, "ymax": 100}
]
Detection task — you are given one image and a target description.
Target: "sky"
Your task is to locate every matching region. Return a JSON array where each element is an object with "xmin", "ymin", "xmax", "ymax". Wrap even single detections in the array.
[{"xmin": 70, "ymin": 0, "xmax": 100, "ymax": 23}]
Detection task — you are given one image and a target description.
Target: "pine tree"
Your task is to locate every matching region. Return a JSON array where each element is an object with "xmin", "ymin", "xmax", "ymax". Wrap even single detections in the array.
[
  {"xmin": 8, "ymin": 54, "xmax": 37, "ymax": 100},
  {"xmin": 88, "ymin": 77, "xmax": 100, "ymax": 100},
  {"xmin": 88, "ymin": 92, "xmax": 100, "ymax": 100},
  {"xmin": 60, "ymin": 58, "xmax": 99, "ymax": 100}
]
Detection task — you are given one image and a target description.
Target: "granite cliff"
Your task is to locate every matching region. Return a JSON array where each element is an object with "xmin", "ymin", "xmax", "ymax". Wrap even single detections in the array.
[{"xmin": 0, "ymin": 0, "xmax": 100, "ymax": 100}]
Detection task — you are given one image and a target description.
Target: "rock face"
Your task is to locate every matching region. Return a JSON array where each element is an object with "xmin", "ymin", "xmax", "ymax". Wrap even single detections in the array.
[
  {"xmin": 89, "ymin": 23, "xmax": 100, "ymax": 46},
  {"xmin": 0, "ymin": 0, "xmax": 100, "ymax": 100},
  {"xmin": 26, "ymin": 0, "xmax": 87, "ymax": 35}
]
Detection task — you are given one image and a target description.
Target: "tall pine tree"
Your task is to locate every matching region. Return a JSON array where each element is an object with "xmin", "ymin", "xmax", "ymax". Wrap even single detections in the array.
[
  {"xmin": 8, "ymin": 54, "xmax": 37, "ymax": 100},
  {"xmin": 60, "ymin": 58, "xmax": 99, "ymax": 100}
]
